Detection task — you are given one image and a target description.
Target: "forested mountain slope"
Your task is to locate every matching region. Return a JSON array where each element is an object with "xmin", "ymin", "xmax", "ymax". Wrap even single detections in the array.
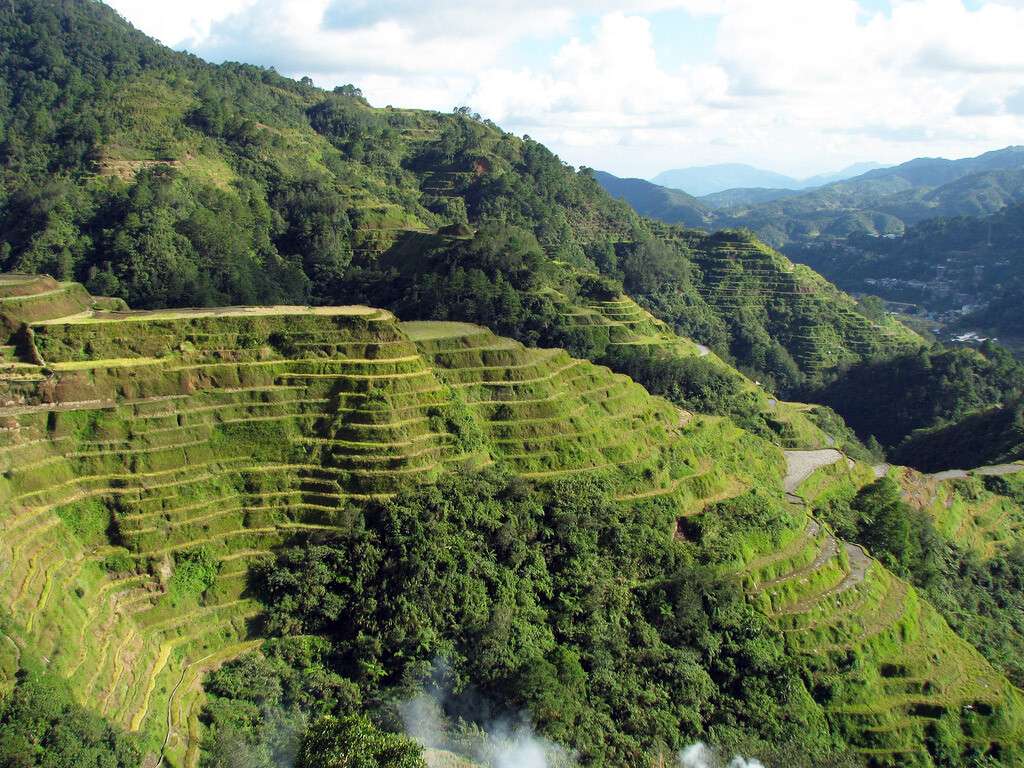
[
  {"xmin": 605, "ymin": 147, "xmax": 1024, "ymax": 251},
  {"xmin": 807, "ymin": 343, "xmax": 1024, "ymax": 449},
  {"xmin": 788, "ymin": 202, "xmax": 1024, "ymax": 352},
  {"xmin": 593, "ymin": 170, "xmax": 714, "ymax": 227},
  {"xmin": 0, "ymin": 0, "xmax": 919, "ymax": 397}
]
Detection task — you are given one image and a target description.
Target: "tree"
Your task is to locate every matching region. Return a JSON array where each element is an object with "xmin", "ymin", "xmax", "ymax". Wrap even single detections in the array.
[{"xmin": 296, "ymin": 715, "xmax": 425, "ymax": 768}]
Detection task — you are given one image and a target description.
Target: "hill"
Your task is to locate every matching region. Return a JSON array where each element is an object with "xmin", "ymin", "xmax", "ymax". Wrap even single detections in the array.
[
  {"xmin": 592, "ymin": 170, "xmax": 714, "ymax": 228},
  {"xmin": 649, "ymin": 162, "xmax": 884, "ymax": 201},
  {"xmin": 891, "ymin": 401, "xmax": 1024, "ymax": 472},
  {"xmin": 4, "ymin": 3, "xmax": 1024, "ymax": 767},
  {"xmin": 652, "ymin": 163, "xmax": 800, "ymax": 196},
  {"xmin": 620, "ymin": 149, "xmax": 1024, "ymax": 251},
  {"xmin": 787, "ymin": 202, "xmax": 1024, "ymax": 354},
  {"xmin": 0, "ymin": 0, "xmax": 922, "ymax": 397},
  {"xmin": 699, "ymin": 186, "xmax": 803, "ymax": 209},
  {"xmin": 2, "ymin": 276, "xmax": 1024, "ymax": 768},
  {"xmin": 805, "ymin": 343, "xmax": 1024, "ymax": 459}
]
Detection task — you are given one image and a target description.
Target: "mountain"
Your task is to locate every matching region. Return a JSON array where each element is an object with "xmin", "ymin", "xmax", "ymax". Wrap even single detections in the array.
[
  {"xmin": 714, "ymin": 147, "xmax": 1024, "ymax": 248},
  {"xmin": 699, "ymin": 186, "xmax": 803, "ymax": 209},
  {"xmin": 801, "ymin": 161, "xmax": 886, "ymax": 187},
  {"xmin": 6, "ymin": 3, "xmax": 1024, "ymax": 768},
  {"xmin": 652, "ymin": 161, "xmax": 885, "ymax": 198},
  {"xmin": 892, "ymin": 400, "xmax": 1024, "ymax": 472},
  {"xmin": 0, "ymin": 0, "xmax": 921, "ymax": 396},
  {"xmin": 4, "ymin": 274, "xmax": 1024, "ymax": 768},
  {"xmin": 652, "ymin": 163, "xmax": 799, "ymax": 196},
  {"xmin": 698, "ymin": 163, "xmax": 887, "ymax": 210},
  {"xmin": 805, "ymin": 342, "xmax": 1024, "ymax": 455},
  {"xmin": 631, "ymin": 149, "xmax": 1024, "ymax": 249},
  {"xmin": 791, "ymin": 202, "xmax": 1024, "ymax": 341},
  {"xmin": 592, "ymin": 170, "xmax": 714, "ymax": 227}
]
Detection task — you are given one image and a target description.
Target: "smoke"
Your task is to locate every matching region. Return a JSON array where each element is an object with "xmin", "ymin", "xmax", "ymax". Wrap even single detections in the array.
[
  {"xmin": 399, "ymin": 662, "xmax": 570, "ymax": 768},
  {"xmin": 476, "ymin": 721, "xmax": 557, "ymax": 768},
  {"xmin": 679, "ymin": 742, "xmax": 765, "ymax": 768},
  {"xmin": 399, "ymin": 664, "xmax": 767, "ymax": 768}
]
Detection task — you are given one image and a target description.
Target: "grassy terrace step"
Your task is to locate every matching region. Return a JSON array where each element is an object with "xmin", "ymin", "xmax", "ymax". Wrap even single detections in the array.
[{"xmin": 893, "ymin": 468, "xmax": 1024, "ymax": 560}]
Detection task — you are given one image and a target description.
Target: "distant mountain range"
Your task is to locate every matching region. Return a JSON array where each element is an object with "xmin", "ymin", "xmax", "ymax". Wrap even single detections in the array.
[
  {"xmin": 596, "ymin": 146, "xmax": 1024, "ymax": 249},
  {"xmin": 651, "ymin": 161, "xmax": 884, "ymax": 197}
]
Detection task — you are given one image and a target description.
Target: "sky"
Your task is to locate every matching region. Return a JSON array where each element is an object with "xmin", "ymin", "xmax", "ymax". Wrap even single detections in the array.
[{"xmin": 104, "ymin": 0, "xmax": 1024, "ymax": 179}]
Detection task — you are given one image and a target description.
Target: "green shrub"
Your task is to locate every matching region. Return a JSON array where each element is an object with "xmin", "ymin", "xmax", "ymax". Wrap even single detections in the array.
[
  {"xmin": 57, "ymin": 499, "xmax": 112, "ymax": 546},
  {"xmin": 169, "ymin": 547, "xmax": 220, "ymax": 599}
]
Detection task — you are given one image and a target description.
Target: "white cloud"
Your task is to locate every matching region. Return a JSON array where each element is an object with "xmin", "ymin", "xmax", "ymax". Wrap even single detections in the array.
[
  {"xmin": 104, "ymin": 0, "xmax": 1024, "ymax": 178},
  {"xmin": 956, "ymin": 90, "xmax": 1005, "ymax": 116},
  {"xmin": 105, "ymin": 0, "xmax": 256, "ymax": 47}
]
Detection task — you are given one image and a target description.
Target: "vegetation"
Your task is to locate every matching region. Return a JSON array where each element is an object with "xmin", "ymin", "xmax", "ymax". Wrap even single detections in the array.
[
  {"xmin": 0, "ymin": 0, "xmax": 920, "ymax": 393},
  {"xmin": 254, "ymin": 470, "xmax": 843, "ymax": 767},
  {"xmin": 0, "ymin": 639, "xmax": 141, "ymax": 768},
  {"xmin": 0, "ymin": 283, "xmax": 1021, "ymax": 766},
  {"xmin": 811, "ymin": 474, "xmax": 1024, "ymax": 689},
  {"xmin": 815, "ymin": 478, "xmax": 941, "ymax": 585},
  {"xmin": 807, "ymin": 342, "xmax": 1024, "ymax": 464},
  {"xmin": 3, "ymin": 2, "xmax": 1024, "ymax": 767},
  {"xmin": 598, "ymin": 344, "xmax": 774, "ymax": 434},
  {"xmin": 296, "ymin": 715, "xmax": 425, "ymax": 768},
  {"xmin": 893, "ymin": 399, "xmax": 1024, "ymax": 472},
  {"xmin": 792, "ymin": 203, "xmax": 1024, "ymax": 340}
]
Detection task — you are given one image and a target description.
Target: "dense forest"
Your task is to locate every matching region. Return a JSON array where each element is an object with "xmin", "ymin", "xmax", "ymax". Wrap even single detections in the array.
[
  {"xmin": 892, "ymin": 400, "xmax": 1024, "ymax": 472},
  {"xmin": 206, "ymin": 470, "xmax": 858, "ymax": 768},
  {"xmin": 807, "ymin": 342, "xmax": 1024, "ymax": 466}
]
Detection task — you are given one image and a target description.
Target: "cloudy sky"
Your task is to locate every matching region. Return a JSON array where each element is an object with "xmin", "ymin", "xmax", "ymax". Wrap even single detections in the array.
[{"xmin": 104, "ymin": 0, "xmax": 1024, "ymax": 179}]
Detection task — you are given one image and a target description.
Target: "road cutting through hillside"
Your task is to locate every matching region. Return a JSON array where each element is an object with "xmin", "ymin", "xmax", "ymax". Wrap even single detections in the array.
[{"xmin": 783, "ymin": 449, "xmax": 844, "ymax": 493}]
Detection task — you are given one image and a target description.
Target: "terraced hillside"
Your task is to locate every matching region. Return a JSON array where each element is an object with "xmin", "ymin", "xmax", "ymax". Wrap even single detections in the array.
[
  {"xmin": 738, "ymin": 451, "xmax": 1024, "ymax": 762},
  {"xmin": 650, "ymin": 228, "xmax": 921, "ymax": 377},
  {"xmin": 543, "ymin": 286, "xmax": 846, "ymax": 449},
  {"xmin": 898, "ymin": 464, "xmax": 1024, "ymax": 560},
  {"xmin": 0, "ymin": 275, "xmax": 1020, "ymax": 767},
  {"xmin": 0, "ymin": 276, "xmax": 780, "ymax": 764},
  {"xmin": 0, "ymin": 0, "xmax": 925, "ymax": 396}
]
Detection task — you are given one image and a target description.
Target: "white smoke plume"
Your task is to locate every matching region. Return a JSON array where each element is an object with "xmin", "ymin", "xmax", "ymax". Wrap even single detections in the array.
[
  {"xmin": 399, "ymin": 662, "xmax": 570, "ymax": 768},
  {"xmin": 679, "ymin": 742, "xmax": 766, "ymax": 768},
  {"xmin": 399, "ymin": 663, "xmax": 767, "ymax": 768}
]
